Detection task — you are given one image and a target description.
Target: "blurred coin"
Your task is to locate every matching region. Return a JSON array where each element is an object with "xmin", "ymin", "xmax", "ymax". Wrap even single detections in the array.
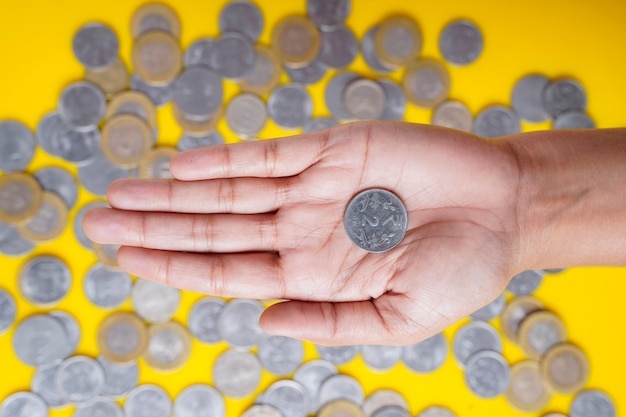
[
  {"xmin": 218, "ymin": 298, "xmax": 265, "ymax": 348},
  {"xmin": 0, "ymin": 224, "xmax": 35, "ymax": 256},
  {"xmin": 34, "ymin": 167, "xmax": 78, "ymax": 210},
  {"xmin": 49, "ymin": 310, "xmax": 81, "ymax": 358},
  {"xmin": 319, "ymin": 374, "xmax": 364, "ymax": 407},
  {"xmin": 319, "ymin": 400, "xmax": 364, "ymax": 417},
  {"xmin": 363, "ymin": 390, "xmax": 408, "ymax": 417},
  {"xmin": 18, "ymin": 191, "xmax": 68, "ymax": 242},
  {"xmin": 542, "ymin": 78, "xmax": 587, "ymax": 118},
  {"xmin": 511, "ymin": 74, "xmax": 551, "ymax": 123},
  {"xmin": 139, "ymin": 146, "xmax": 178, "ymax": 178},
  {"xmin": 98, "ymin": 312, "xmax": 148, "ymax": 363},
  {"xmin": 541, "ymin": 343, "xmax": 590, "ymax": 394},
  {"xmin": 543, "ymin": 414, "xmax": 568, "ymax": 417},
  {"xmin": 131, "ymin": 73, "xmax": 174, "ymax": 107},
  {"xmin": 473, "ymin": 105, "xmax": 520, "ymax": 138},
  {"xmin": 553, "ymin": 111, "xmax": 596, "ymax": 129},
  {"xmin": 212, "ymin": 349, "xmax": 262, "ymax": 398},
  {"xmin": 58, "ymin": 81, "xmax": 106, "ymax": 132},
  {"xmin": 79, "ymin": 152, "xmax": 129, "ymax": 196},
  {"xmin": 84, "ymin": 263, "xmax": 132, "ymax": 308},
  {"xmin": 125, "ymin": 384, "xmax": 172, "ymax": 417},
  {"xmin": 38, "ymin": 113, "xmax": 100, "ymax": 164},
  {"xmin": 518, "ymin": 310, "xmax": 567, "ymax": 360},
  {"xmin": 307, "ymin": 0, "xmax": 351, "ymax": 30},
  {"xmin": 177, "ymin": 130, "xmax": 224, "ymax": 151},
  {"xmin": 285, "ymin": 59, "xmax": 327, "ymax": 85},
  {"xmin": 464, "ymin": 350, "xmax": 510, "ymax": 398},
  {"xmin": 319, "ymin": 25, "xmax": 358, "ymax": 69},
  {"xmin": 131, "ymin": 3, "xmax": 181, "ymax": 39},
  {"xmin": 432, "ymin": 100, "xmax": 473, "ymax": 132},
  {"xmin": 98, "ymin": 355, "xmax": 139, "ymax": 399},
  {"xmin": 263, "ymin": 380, "xmax": 310, "ymax": 417},
  {"xmin": 361, "ymin": 345, "xmax": 401, "ymax": 371},
  {"xmin": 304, "ymin": 117, "xmax": 338, "ymax": 133},
  {"xmin": 470, "ymin": 293, "xmax": 505, "ymax": 321},
  {"xmin": 378, "ymin": 79, "xmax": 406, "ymax": 121},
  {"xmin": 500, "ymin": 296, "xmax": 544, "ymax": 344},
  {"xmin": 31, "ymin": 362, "xmax": 68, "ymax": 409},
  {"xmin": 93, "ymin": 241, "xmax": 120, "ymax": 268},
  {"xmin": 210, "ymin": 31, "xmax": 256, "ymax": 80},
  {"xmin": 0, "ymin": 392, "xmax": 48, "ymax": 417},
  {"xmin": 19, "ymin": 255, "xmax": 71, "ymax": 306},
  {"xmin": 74, "ymin": 200, "xmax": 108, "ymax": 250},
  {"xmin": 0, "ymin": 172, "xmax": 42, "ymax": 225},
  {"xmin": 371, "ymin": 406, "xmax": 410, "ymax": 417},
  {"xmin": 174, "ymin": 384, "xmax": 225, "ymax": 417},
  {"xmin": 102, "ymin": 114, "xmax": 152, "ymax": 167},
  {"xmin": 0, "ymin": 120, "xmax": 35, "ymax": 172},
  {"xmin": 36, "ymin": 111, "xmax": 65, "ymax": 156},
  {"xmin": 343, "ymin": 78, "xmax": 386, "ymax": 120},
  {"xmin": 132, "ymin": 278, "xmax": 181, "ymax": 323},
  {"xmin": 226, "ymin": 93, "xmax": 267, "ymax": 138},
  {"xmin": 74, "ymin": 399, "xmax": 124, "ymax": 417},
  {"xmin": 174, "ymin": 67, "xmax": 223, "ymax": 121},
  {"xmin": 417, "ymin": 406, "xmax": 457, "ymax": 417},
  {"xmin": 570, "ymin": 390, "xmax": 616, "ymax": 417},
  {"xmin": 374, "ymin": 17, "xmax": 422, "ymax": 69},
  {"xmin": 258, "ymin": 335, "xmax": 304, "ymax": 376},
  {"xmin": 173, "ymin": 105, "xmax": 222, "ymax": 138},
  {"xmin": 184, "ymin": 37, "xmax": 215, "ymax": 69},
  {"xmin": 294, "ymin": 360, "xmax": 338, "ymax": 413},
  {"xmin": 268, "ymin": 84, "xmax": 313, "ymax": 129},
  {"xmin": 85, "ymin": 58, "xmax": 128, "ymax": 98},
  {"xmin": 107, "ymin": 90, "xmax": 158, "ymax": 133},
  {"xmin": 401, "ymin": 332, "xmax": 448, "ymax": 373},
  {"xmin": 507, "ymin": 269, "xmax": 544, "ymax": 296},
  {"xmin": 144, "ymin": 321, "xmax": 192, "ymax": 372},
  {"xmin": 403, "ymin": 59, "xmax": 450, "ymax": 108},
  {"xmin": 240, "ymin": 46, "xmax": 281, "ymax": 95},
  {"xmin": 438, "ymin": 20, "xmax": 483, "ymax": 66},
  {"xmin": 453, "ymin": 321, "xmax": 502, "ymax": 367},
  {"xmin": 505, "ymin": 360, "xmax": 551, "ymax": 412},
  {"xmin": 242, "ymin": 404, "xmax": 283, "ymax": 417},
  {"xmin": 133, "ymin": 30, "xmax": 182, "ymax": 86},
  {"xmin": 55, "ymin": 355, "xmax": 105, "ymax": 404},
  {"xmin": 272, "ymin": 16, "xmax": 321, "ymax": 69},
  {"xmin": 316, "ymin": 344, "xmax": 360, "ymax": 365},
  {"xmin": 361, "ymin": 26, "xmax": 393, "ymax": 75},
  {"xmin": 219, "ymin": 1, "xmax": 264, "ymax": 42},
  {"xmin": 73, "ymin": 23, "xmax": 119, "ymax": 70},
  {"xmin": 325, "ymin": 71, "xmax": 360, "ymax": 121},
  {"xmin": 0, "ymin": 289, "xmax": 16, "ymax": 335}
]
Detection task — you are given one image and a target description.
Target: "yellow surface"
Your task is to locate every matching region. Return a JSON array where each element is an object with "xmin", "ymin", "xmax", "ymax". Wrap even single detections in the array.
[{"xmin": 0, "ymin": 0, "xmax": 625, "ymax": 416}]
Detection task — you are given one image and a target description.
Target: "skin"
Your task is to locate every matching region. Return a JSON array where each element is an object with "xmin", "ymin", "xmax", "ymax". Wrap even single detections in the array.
[{"xmin": 83, "ymin": 122, "xmax": 626, "ymax": 345}]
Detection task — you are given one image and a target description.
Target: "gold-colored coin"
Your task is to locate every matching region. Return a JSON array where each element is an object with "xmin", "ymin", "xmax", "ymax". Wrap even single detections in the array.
[
  {"xmin": 131, "ymin": 3, "xmax": 181, "ymax": 39},
  {"xmin": 518, "ymin": 310, "xmax": 567, "ymax": 360},
  {"xmin": 139, "ymin": 147, "xmax": 178, "ymax": 179},
  {"xmin": 0, "ymin": 173, "xmax": 43, "ymax": 225},
  {"xmin": 17, "ymin": 192, "xmax": 67, "ymax": 243},
  {"xmin": 98, "ymin": 312, "xmax": 148, "ymax": 364},
  {"xmin": 102, "ymin": 114, "xmax": 153, "ymax": 168},
  {"xmin": 143, "ymin": 321, "xmax": 192, "ymax": 372},
  {"xmin": 93, "ymin": 242, "xmax": 121, "ymax": 269},
  {"xmin": 318, "ymin": 400, "xmax": 365, "ymax": 417},
  {"xmin": 500, "ymin": 296, "xmax": 544, "ymax": 344},
  {"xmin": 239, "ymin": 45, "xmax": 282, "ymax": 95},
  {"xmin": 403, "ymin": 58, "xmax": 450, "ymax": 108},
  {"xmin": 374, "ymin": 16, "xmax": 423, "ymax": 68},
  {"xmin": 505, "ymin": 360, "xmax": 552, "ymax": 412},
  {"xmin": 272, "ymin": 16, "xmax": 321, "ymax": 69},
  {"xmin": 106, "ymin": 90, "xmax": 158, "ymax": 134},
  {"xmin": 85, "ymin": 59, "xmax": 129, "ymax": 98},
  {"xmin": 133, "ymin": 30, "xmax": 182, "ymax": 86},
  {"xmin": 541, "ymin": 343, "xmax": 590, "ymax": 394},
  {"xmin": 173, "ymin": 103, "xmax": 222, "ymax": 137}
]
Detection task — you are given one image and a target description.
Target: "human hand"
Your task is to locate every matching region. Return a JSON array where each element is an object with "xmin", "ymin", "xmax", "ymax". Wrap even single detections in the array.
[{"xmin": 84, "ymin": 121, "xmax": 522, "ymax": 345}]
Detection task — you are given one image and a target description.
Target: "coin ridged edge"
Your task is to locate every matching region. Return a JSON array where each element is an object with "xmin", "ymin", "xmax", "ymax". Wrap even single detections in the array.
[{"xmin": 541, "ymin": 342, "xmax": 590, "ymax": 394}]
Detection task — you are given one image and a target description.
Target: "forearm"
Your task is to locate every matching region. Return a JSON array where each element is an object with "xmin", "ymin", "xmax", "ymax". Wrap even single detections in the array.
[{"xmin": 507, "ymin": 128, "xmax": 626, "ymax": 270}]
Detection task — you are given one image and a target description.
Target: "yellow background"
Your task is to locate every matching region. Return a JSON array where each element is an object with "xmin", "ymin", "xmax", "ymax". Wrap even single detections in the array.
[{"xmin": 0, "ymin": 0, "xmax": 625, "ymax": 416}]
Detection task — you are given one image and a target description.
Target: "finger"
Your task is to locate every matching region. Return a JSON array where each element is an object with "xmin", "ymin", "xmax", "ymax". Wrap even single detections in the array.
[
  {"xmin": 170, "ymin": 133, "xmax": 329, "ymax": 181},
  {"xmin": 117, "ymin": 246, "xmax": 286, "ymax": 299},
  {"xmin": 107, "ymin": 177, "xmax": 295, "ymax": 214},
  {"xmin": 84, "ymin": 208, "xmax": 279, "ymax": 252}
]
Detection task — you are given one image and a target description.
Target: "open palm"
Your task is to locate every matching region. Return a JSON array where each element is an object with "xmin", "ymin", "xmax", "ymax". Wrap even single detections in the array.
[{"xmin": 84, "ymin": 121, "xmax": 522, "ymax": 345}]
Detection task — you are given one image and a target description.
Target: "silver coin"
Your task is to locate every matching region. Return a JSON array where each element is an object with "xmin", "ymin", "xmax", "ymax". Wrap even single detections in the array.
[
  {"xmin": 343, "ymin": 78, "xmax": 386, "ymax": 120},
  {"xmin": 0, "ymin": 288, "xmax": 16, "ymax": 335},
  {"xmin": 0, "ymin": 225, "xmax": 35, "ymax": 257},
  {"xmin": 285, "ymin": 60, "xmax": 327, "ymax": 85},
  {"xmin": 570, "ymin": 390, "xmax": 616, "ymax": 417},
  {"xmin": 19, "ymin": 256, "xmax": 71, "ymax": 307},
  {"xmin": 325, "ymin": 71, "xmax": 360, "ymax": 121},
  {"xmin": 316, "ymin": 344, "xmax": 360, "ymax": 365},
  {"xmin": 524, "ymin": 315, "xmax": 565, "ymax": 356},
  {"xmin": 132, "ymin": 278, "xmax": 181, "ymax": 323},
  {"xmin": 361, "ymin": 26, "xmax": 393, "ymax": 75},
  {"xmin": 470, "ymin": 293, "xmax": 505, "ymax": 321},
  {"xmin": 242, "ymin": 404, "xmax": 284, "ymax": 417},
  {"xmin": 125, "ymin": 384, "xmax": 172, "ymax": 417},
  {"xmin": 553, "ymin": 111, "xmax": 596, "ymax": 129},
  {"xmin": 418, "ymin": 406, "xmax": 457, "ymax": 417},
  {"xmin": 319, "ymin": 374, "xmax": 364, "ymax": 407},
  {"xmin": 55, "ymin": 355, "xmax": 105, "ymax": 404},
  {"xmin": 361, "ymin": 345, "xmax": 401, "ymax": 371},
  {"xmin": 177, "ymin": 130, "xmax": 224, "ymax": 151},
  {"xmin": 363, "ymin": 390, "xmax": 408, "ymax": 417},
  {"xmin": 146, "ymin": 322, "xmax": 189, "ymax": 369},
  {"xmin": 184, "ymin": 38, "xmax": 215, "ymax": 69},
  {"xmin": 0, "ymin": 392, "xmax": 48, "ymax": 417},
  {"xmin": 404, "ymin": 60, "xmax": 450, "ymax": 108},
  {"xmin": 511, "ymin": 74, "xmax": 551, "ymax": 123},
  {"xmin": 293, "ymin": 360, "xmax": 338, "ymax": 413},
  {"xmin": 303, "ymin": 117, "xmax": 338, "ymax": 133},
  {"xmin": 401, "ymin": 332, "xmax": 448, "ymax": 373},
  {"xmin": 258, "ymin": 335, "xmax": 304, "ymax": 376},
  {"xmin": 34, "ymin": 167, "xmax": 78, "ymax": 209},
  {"xmin": 431, "ymin": 100, "xmax": 473, "ymax": 132},
  {"xmin": 187, "ymin": 297, "xmax": 225, "ymax": 343},
  {"xmin": 0, "ymin": 120, "xmax": 35, "ymax": 172},
  {"xmin": 542, "ymin": 78, "xmax": 587, "ymax": 118},
  {"xmin": 501, "ymin": 298, "xmax": 544, "ymax": 342},
  {"xmin": 307, "ymin": 0, "xmax": 351, "ymax": 30},
  {"xmin": 268, "ymin": 84, "xmax": 313, "ymax": 129},
  {"xmin": 439, "ymin": 20, "xmax": 483, "ymax": 66},
  {"xmin": 58, "ymin": 81, "xmax": 106, "ymax": 132},
  {"xmin": 50, "ymin": 119, "xmax": 101, "ymax": 165},
  {"xmin": 507, "ymin": 270, "xmax": 543, "ymax": 296},
  {"xmin": 84, "ymin": 263, "xmax": 132, "ymax": 308},
  {"xmin": 319, "ymin": 25, "xmax": 358, "ymax": 69},
  {"xmin": 174, "ymin": 67, "xmax": 223, "ymax": 121},
  {"xmin": 344, "ymin": 188, "xmax": 408, "ymax": 253},
  {"xmin": 74, "ymin": 201, "xmax": 108, "ymax": 250},
  {"xmin": 452, "ymin": 321, "xmax": 502, "ymax": 367},
  {"xmin": 37, "ymin": 111, "xmax": 65, "ymax": 156},
  {"xmin": 74, "ymin": 399, "xmax": 124, "ymax": 417},
  {"xmin": 209, "ymin": 31, "xmax": 256, "ymax": 80},
  {"xmin": 73, "ymin": 23, "xmax": 119, "ymax": 69},
  {"xmin": 31, "ymin": 362, "xmax": 68, "ymax": 409},
  {"xmin": 472, "ymin": 105, "xmax": 521, "ymax": 138},
  {"xmin": 79, "ymin": 152, "xmax": 129, "ymax": 196},
  {"xmin": 226, "ymin": 93, "xmax": 268, "ymax": 138},
  {"xmin": 212, "ymin": 349, "xmax": 262, "ymax": 398},
  {"xmin": 219, "ymin": 1, "xmax": 264, "ymax": 42},
  {"xmin": 137, "ymin": 12, "xmax": 176, "ymax": 37},
  {"xmin": 372, "ymin": 406, "xmax": 410, "ymax": 417},
  {"xmin": 544, "ymin": 268, "xmax": 566, "ymax": 274},
  {"xmin": 464, "ymin": 350, "xmax": 510, "ymax": 398},
  {"xmin": 263, "ymin": 380, "xmax": 310, "ymax": 417},
  {"xmin": 49, "ymin": 311, "xmax": 81, "ymax": 358},
  {"xmin": 131, "ymin": 74, "xmax": 174, "ymax": 107},
  {"xmin": 174, "ymin": 384, "xmax": 225, "ymax": 417},
  {"xmin": 378, "ymin": 79, "xmax": 406, "ymax": 121},
  {"xmin": 218, "ymin": 298, "xmax": 265, "ymax": 349},
  {"xmin": 98, "ymin": 356, "xmax": 139, "ymax": 399}
]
